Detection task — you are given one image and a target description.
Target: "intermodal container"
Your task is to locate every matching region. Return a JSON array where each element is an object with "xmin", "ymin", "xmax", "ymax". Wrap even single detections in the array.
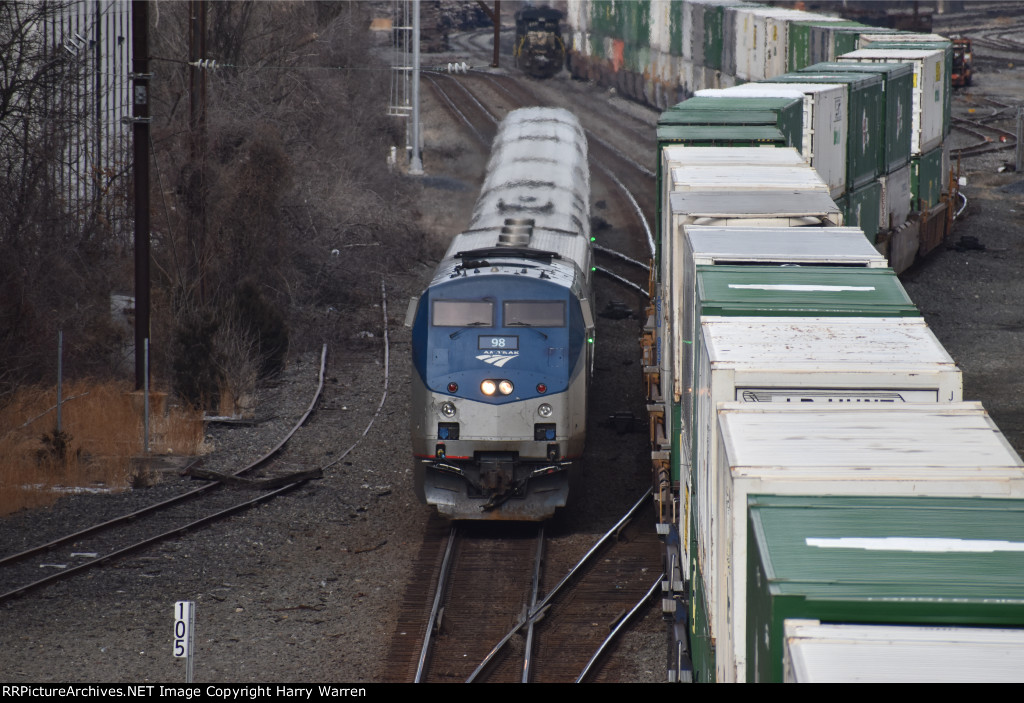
[
  {"xmin": 747, "ymin": 494, "xmax": 1024, "ymax": 682},
  {"xmin": 802, "ymin": 61, "xmax": 914, "ymax": 174},
  {"xmin": 716, "ymin": 403, "xmax": 1024, "ymax": 682}
]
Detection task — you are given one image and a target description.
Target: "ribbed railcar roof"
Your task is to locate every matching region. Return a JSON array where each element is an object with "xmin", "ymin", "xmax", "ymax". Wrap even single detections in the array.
[{"xmin": 440, "ymin": 107, "xmax": 592, "ymax": 282}]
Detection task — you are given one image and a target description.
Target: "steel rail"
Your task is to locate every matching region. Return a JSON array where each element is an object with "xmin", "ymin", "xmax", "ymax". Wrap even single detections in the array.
[
  {"xmin": 575, "ymin": 573, "xmax": 663, "ymax": 683},
  {"xmin": 594, "ymin": 244, "xmax": 651, "ymax": 272},
  {"xmin": 439, "ymin": 72, "xmax": 499, "ymax": 128},
  {"xmin": 596, "ymin": 266, "xmax": 650, "ymax": 299},
  {"xmin": 324, "ymin": 281, "xmax": 391, "ymax": 469},
  {"xmin": 465, "ymin": 488, "xmax": 653, "ymax": 682},
  {"xmin": 593, "ymin": 161, "xmax": 655, "ymax": 258},
  {"xmin": 0, "ymin": 479, "xmax": 309, "ymax": 602},
  {"xmin": 414, "ymin": 525, "xmax": 459, "ymax": 683},
  {"xmin": 522, "ymin": 526, "xmax": 546, "ymax": 683},
  {"xmin": 0, "ymin": 344, "xmax": 329, "ymax": 573},
  {"xmin": 423, "ymin": 73, "xmax": 489, "ymax": 146}
]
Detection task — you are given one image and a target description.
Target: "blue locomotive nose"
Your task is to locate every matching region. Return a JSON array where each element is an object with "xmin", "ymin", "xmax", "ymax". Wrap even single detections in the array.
[{"xmin": 412, "ymin": 276, "xmax": 586, "ymax": 404}]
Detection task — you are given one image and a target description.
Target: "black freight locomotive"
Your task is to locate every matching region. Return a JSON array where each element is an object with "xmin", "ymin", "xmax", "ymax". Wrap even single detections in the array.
[{"xmin": 514, "ymin": 5, "xmax": 565, "ymax": 79}]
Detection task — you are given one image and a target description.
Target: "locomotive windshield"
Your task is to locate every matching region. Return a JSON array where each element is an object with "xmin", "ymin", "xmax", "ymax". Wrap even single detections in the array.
[
  {"xmin": 527, "ymin": 18, "xmax": 557, "ymax": 31},
  {"xmin": 432, "ymin": 300, "xmax": 493, "ymax": 327},
  {"xmin": 504, "ymin": 300, "xmax": 566, "ymax": 327}
]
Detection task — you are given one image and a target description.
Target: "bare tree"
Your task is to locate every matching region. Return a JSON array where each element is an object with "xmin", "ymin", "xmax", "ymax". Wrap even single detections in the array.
[
  {"xmin": 0, "ymin": 1, "xmax": 129, "ymax": 397},
  {"xmin": 149, "ymin": 1, "xmax": 426, "ymax": 407}
]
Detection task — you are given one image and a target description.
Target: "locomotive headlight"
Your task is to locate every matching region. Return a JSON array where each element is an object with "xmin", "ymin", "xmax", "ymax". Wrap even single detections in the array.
[
  {"xmin": 481, "ymin": 380, "xmax": 497, "ymax": 396},
  {"xmin": 498, "ymin": 380, "xmax": 514, "ymax": 396},
  {"xmin": 440, "ymin": 401, "xmax": 457, "ymax": 418},
  {"xmin": 538, "ymin": 403, "xmax": 553, "ymax": 418}
]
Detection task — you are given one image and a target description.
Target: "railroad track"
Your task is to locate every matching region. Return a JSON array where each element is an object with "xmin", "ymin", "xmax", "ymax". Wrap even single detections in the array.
[
  {"xmin": 392, "ymin": 491, "xmax": 662, "ymax": 683},
  {"xmin": 952, "ymin": 97, "xmax": 1020, "ymax": 159},
  {"xmin": 0, "ymin": 282, "xmax": 396, "ymax": 605},
  {"xmin": 0, "ymin": 345, "xmax": 330, "ymax": 604},
  {"xmin": 394, "ymin": 57, "xmax": 664, "ymax": 682}
]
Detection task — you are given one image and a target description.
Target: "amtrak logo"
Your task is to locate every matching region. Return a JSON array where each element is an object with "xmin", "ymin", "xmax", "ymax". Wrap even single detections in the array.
[{"xmin": 476, "ymin": 351, "xmax": 518, "ymax": 367}]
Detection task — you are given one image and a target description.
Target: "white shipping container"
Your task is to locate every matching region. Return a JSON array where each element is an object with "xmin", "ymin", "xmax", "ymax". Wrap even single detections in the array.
[
  {"xmin": 706, "ymin": 83, "xmax": 849, "ymax": 198},
  {"xmin": 838, "ymin": 48, "xmax": 945, "ymax": 155},
  {"xmin": 659, "ymin": 146, "xmax": 832, "ymax": 301},
  {"xmin": 660, "ymin": 190, "xmax": 844, "ymax": 403},
  {"xmin": 715, "ymin": 402, "xmax": 1024, "ymax": 683},
  {"xmin": 784, "ymin": 621, "xmax": 1024, "ymax": 683},
  {"xmin": 858, "ymin": 33, "xmax": 950, "ymax": 47},
  {"xmin": 729, "ymin": 6, "xmax": 761, "ymax": 81},
  {"xmin": 666, "ymin": 229, "xmax": 886, "ymax": 569},
  {"xmin": 649, "ymin": 0, "xmax": 673, "ymax": 54},
  {"xmin": 880, "ymin": 163, "xmax": 912, "ymax": 230},
  {"xmin": 761, "ymin": 9, "xmax": 838, "ymax": 79},
  {"xmin": 674, "ymin": 226, "xmax": 887, "ymax": 450},
  {"xmin": 658, "ymin": 148, "xmax": 841, "ymax": 409},
  {"xmin": 694, "ymin": 319, "xmax": 963, "ymax": 665}
]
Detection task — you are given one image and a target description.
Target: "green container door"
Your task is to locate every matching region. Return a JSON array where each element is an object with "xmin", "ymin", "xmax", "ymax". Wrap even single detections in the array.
[
  {"xmin": 621, "ymin": 0, "xmax": 651, "ymax": 72},
  {"xmin": 695, "ymin": 265, "xmax": 918, "ymax": 317},
  {"xmin": 802, "ymin": 61, "xmax": 914, "ymax": 174},
  {"xmin": 838, "ymin": 179, "xmax": 883, "ymax": 243},
  {"xmin": 911, "ymin": 145, "xmax": 944, "ymax": 210},
  {"xmin": 703, "ymin": 3, "xmax": 726, "ymax": 70},
  {"xmin": 748, "ymin": 495, "xmax": 1024, "ymax": 682},
  {"xmin": 769, "ymin": 72, "xmax": 884, "ymax": 190},
  {"xmin": 790, "ymin": 20, "xmax": 864, "ymax": 72}
]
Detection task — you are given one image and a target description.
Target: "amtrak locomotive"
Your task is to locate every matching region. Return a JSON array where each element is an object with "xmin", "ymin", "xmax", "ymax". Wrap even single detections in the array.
[{"xmin": 409, "ymin": 107, "xmax": 593, "ymax": 520}]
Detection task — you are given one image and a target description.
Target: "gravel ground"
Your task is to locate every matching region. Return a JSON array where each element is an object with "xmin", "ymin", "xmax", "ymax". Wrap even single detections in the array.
[{"xmin": 3, "ymin": 18, "xmax": 1024, "ymax": 685}]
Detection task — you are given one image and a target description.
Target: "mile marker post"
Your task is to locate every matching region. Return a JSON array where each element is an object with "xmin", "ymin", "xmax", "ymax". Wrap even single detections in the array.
[{"xmin": 174, "ymin": 601, "xmax": 195, "ymax": 682}]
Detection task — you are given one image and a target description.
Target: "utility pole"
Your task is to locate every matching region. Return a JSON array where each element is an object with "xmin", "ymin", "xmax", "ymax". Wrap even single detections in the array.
[
  {"xmin": 410, "ymin": 0, "xmax": 423, "ymax": 175},
  {"xmin": 188, "ymin": 0, "xmax": 208, "ymax": 301},
  {"xmin": 132, "ymin": 0, "xmax": 151, "ymax": 391},
  {"xmin": 476, "ymin": 1, "xmax": 501, "ymax": 68}
]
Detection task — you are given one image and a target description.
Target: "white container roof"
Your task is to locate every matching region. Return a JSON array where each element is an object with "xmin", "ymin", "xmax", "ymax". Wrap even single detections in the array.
[
  {"xmin": 701, "ymin": 316, "xmax": 956, "ymax": 369},
  {"xmin": 785, "ymin": 621, "xmax": 1024, "ymax": 683},
  {"xmin": 684, "ymin": 226, "xmax": 885, "ymax": 266}
]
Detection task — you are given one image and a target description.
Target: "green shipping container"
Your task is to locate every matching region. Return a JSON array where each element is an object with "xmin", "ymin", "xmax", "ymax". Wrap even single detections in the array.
[
  {"xmin": 768, "ymin": 72, "xmax": 884, "ymax": 190},
  {"xmin": 836, "ymin": 178, "xmax": 883, "ymax": 242},
  {"xmin": 690, "ymin": 532, "xmax": 717, "ymax": 682},
  {"xmin": 803, "ymin": 61, "xmax": 914, "ymax": 174},
  {"xmin": 911, "ymin": 145, "xmax": 945, "ymax": 210},
  {"xmin": 702, "ymin": 2, "xmax": 727, "ymax": 71},
  {"xmin": 789, "ymin": 20, "xmax": 865, "ymax": 72},
  {"xmin": 656, "ymin": 125, "xmax": 788, "ymax": 148},
  {"xmin": 747, "ymin": 495, "xmax": 1024, "ymax": 683},
  {"xmin": 658, "ymin": 96, "xmax": 804, "ymax": 153},
  {"xmin": 831, "ymin": 26, "xmax": 900, "ymax": 59},
  {"xmin": 695, "ymin": 265, "xmax": 918, "ymax": 318}
]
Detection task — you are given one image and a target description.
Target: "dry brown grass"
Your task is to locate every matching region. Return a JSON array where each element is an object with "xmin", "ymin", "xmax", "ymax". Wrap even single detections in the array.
[{"xmin": 0, "ymin": 380, "xmax": 205, "ymax": 516}]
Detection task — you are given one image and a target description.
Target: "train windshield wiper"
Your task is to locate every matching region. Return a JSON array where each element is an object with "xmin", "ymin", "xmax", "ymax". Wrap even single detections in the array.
[
  {"xmin": 505, "ymin": 322, "xmax": 548, "ymax": 340},
  {"xmin": 450, "ymin": 321, "xmax": 491, "ymax": 339}
]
